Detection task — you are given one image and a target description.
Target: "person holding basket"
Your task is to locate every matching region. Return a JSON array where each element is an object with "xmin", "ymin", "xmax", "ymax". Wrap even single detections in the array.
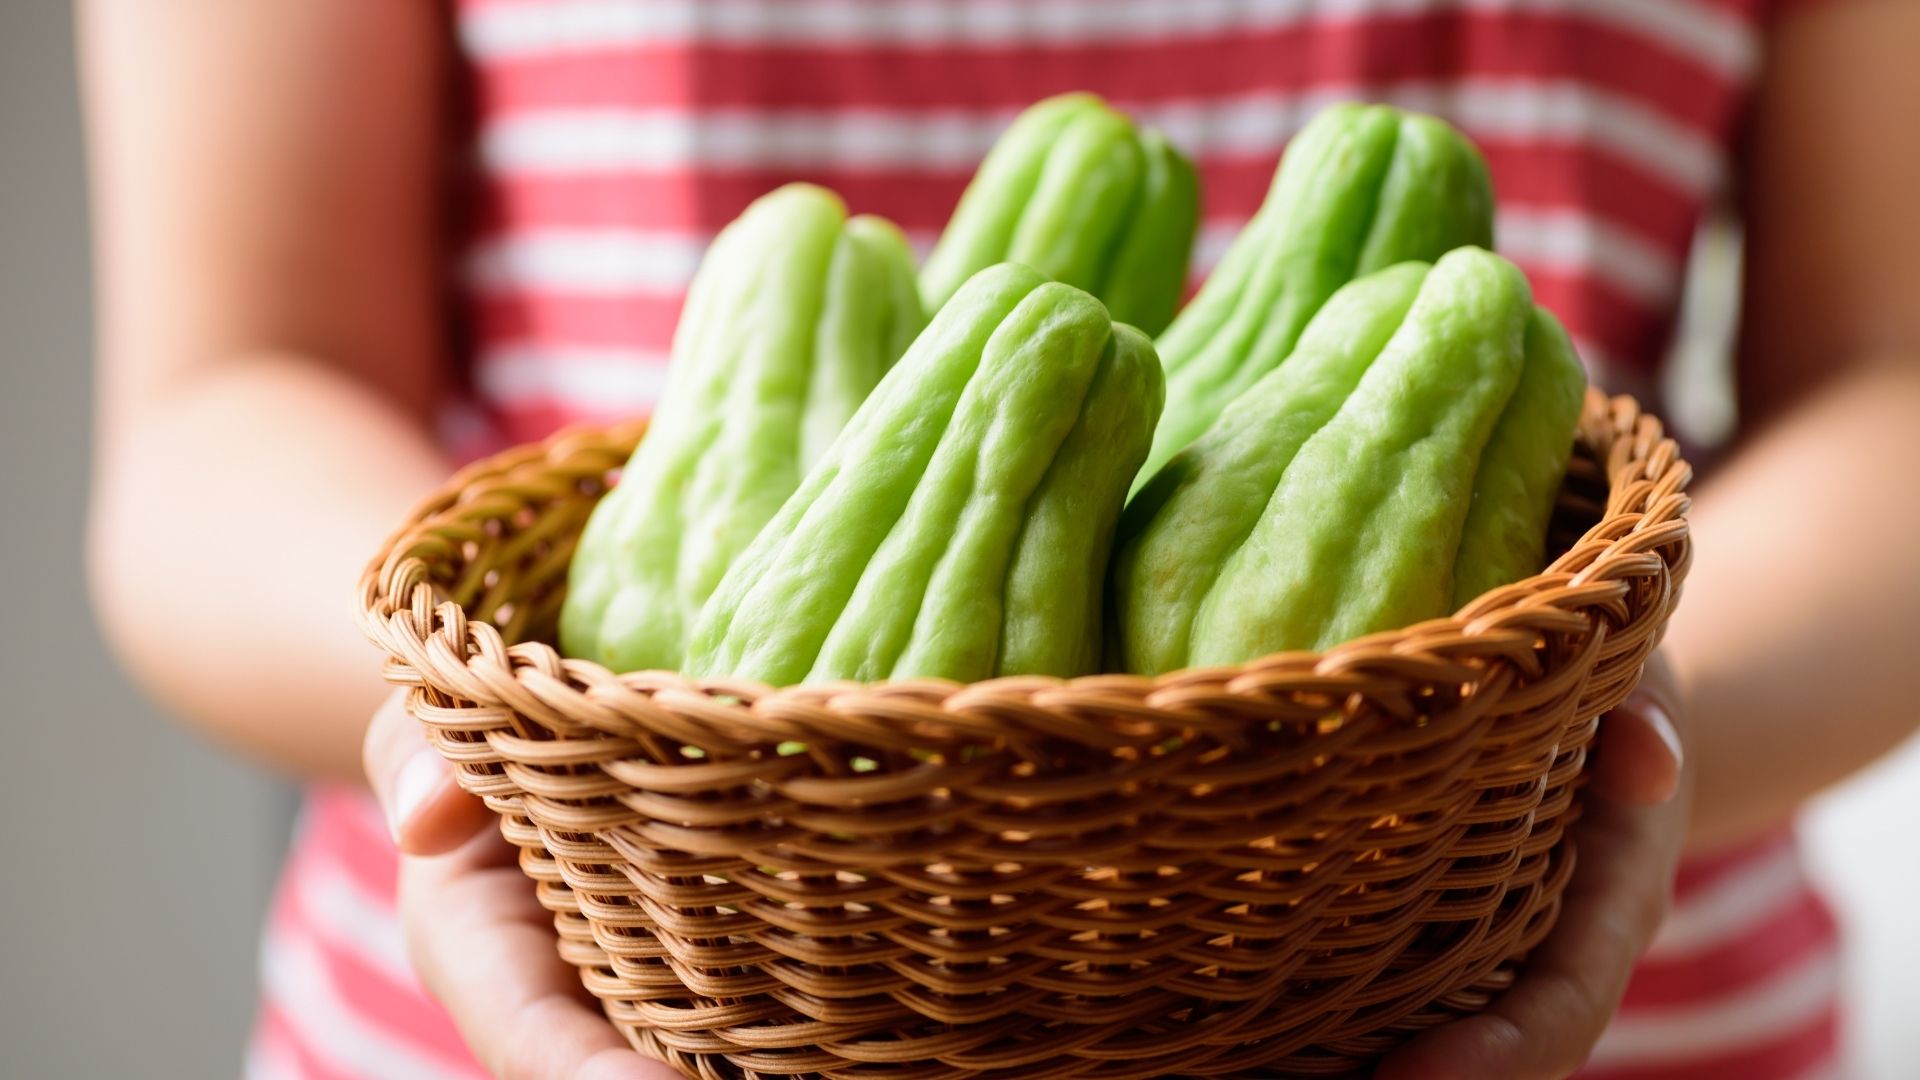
[{"xmin": 81, "ymin": 2, "xmax": 1917, "ymax": 1078}]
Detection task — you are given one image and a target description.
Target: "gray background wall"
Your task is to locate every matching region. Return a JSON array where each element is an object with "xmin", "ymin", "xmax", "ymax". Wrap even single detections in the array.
[
  {"xmin": 2, "ymin": 4, "xmax": 1912, "ymax": 1079},
  {"xmin": 0, "ymin": 5, "xmax": 295, "ymax": 1078}
]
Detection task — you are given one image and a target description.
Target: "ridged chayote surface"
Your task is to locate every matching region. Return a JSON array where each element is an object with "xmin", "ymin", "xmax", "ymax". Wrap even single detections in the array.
[
  {"xmin": 1137, "ymin": 102, "xmax": 1495, "ymax": 491},
  {"xmin": 920, "ymin": 93, "xmax": 1199, "ymax": 336},
  {"xmin": 686, "ymin": 263, "xmax": 1164, "ymax": 686},
  {"xmin": 1114, "ymin": 247, "xmax": 1585, "ymax": 673},
  {"xmin": 560, "ymin": 184, "xmax": 925, "ymax": 673}
]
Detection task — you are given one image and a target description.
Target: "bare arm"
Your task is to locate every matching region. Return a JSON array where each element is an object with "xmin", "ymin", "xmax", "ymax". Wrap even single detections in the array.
[
  {"xmin": 1671, "ymin": 0, "xmax": 1920, "ymax": 849},
  {"xmin": 81, "ymin": 0, "xmax": 453, "ymax": 781}
]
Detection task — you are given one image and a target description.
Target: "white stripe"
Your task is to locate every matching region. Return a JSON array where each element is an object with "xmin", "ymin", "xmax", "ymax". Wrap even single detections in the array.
[
  {"xmin": 480, "ymin": 80, "xmax": 1724, "ymax": 198},
  {"xmin": 475, "ymin": 207, "xmax": 1669, "ymax": 342},
  {"xmin": 1644, "ymin": 843, "xmax": 1810, "ymax": 959},
  {"xmin": 258, "ymin": 932, "xmax": 472, "ymax": 1080},
  {"xmin": 468, "ymin": 230, "xmax": 707, "ymax": 294},
  {"xmin": 481, "ymin": 106, "xmax": 1010, "ymax": 173},
  {"xmin": 297, "ymin": 862, "xmax": 417, "ymax": 989},
  {"xmin": 1319, "ymin": 81, "xmax": 1721, "ymax": 196},
  {"xmin": 1588, "ymin": 952, "xmax": 1841, "ymax": 1066},
  {"xmin": 479, "ymin": 344, "xmax": 674, "ymax": 410},
  {"xmin": 1496, "ymin": 206, "xmax": 1678, "ymax": 304},
  {"xmin": 460, "ymin": 0, "xmax": 1755, "ymax": 79},
  {"xmin": 1191, "ymin": 221, "xmax": 1236, "ymax": 277}
]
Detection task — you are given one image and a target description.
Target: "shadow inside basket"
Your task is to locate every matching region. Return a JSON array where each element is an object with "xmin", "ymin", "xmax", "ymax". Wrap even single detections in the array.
[{"xmin": 369, "ymin": 404, "xmax": 1682, "ymax": 1078}]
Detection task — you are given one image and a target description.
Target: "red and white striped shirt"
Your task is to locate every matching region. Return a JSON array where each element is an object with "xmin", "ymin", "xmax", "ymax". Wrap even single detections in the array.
[{"xmin": 250, "ymin": 2, "xmax": 1845, "ymax": 1077}]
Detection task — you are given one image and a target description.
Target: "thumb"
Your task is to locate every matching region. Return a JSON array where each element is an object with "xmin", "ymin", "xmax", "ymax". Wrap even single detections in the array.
[{"xmin": 362, "ymin": 690, "xmax": 494, "ymax": 855}]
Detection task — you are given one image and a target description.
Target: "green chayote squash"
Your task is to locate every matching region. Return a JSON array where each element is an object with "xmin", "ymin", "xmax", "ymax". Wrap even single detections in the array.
[
  {"xmin": 685, "ymin": 263, "xmax": 1164, "ymax": 686},
  {"xmin": 560, "ymin": 184, "xmax": 925, "ymax": 673},
  {"xmin": 919, "ymin": 92, "xmax": 1199, "ymax": 336},
  {"xmin": 1451, "ymin": 307, "xmax": 1587, "ymax": 607},
  {"xmin": 1113, "ymin": 246, "xmax": 1582, "ymax": 673},
  {"xmin": 1136, "ymin": 102, "xmax": 1494, "ymax": 490}
]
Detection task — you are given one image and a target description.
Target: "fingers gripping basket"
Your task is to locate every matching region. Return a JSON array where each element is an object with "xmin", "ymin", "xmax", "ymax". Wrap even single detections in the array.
[{"xmin": 356, "ymin": 388, "xmax": 1691, "ymax": 1079}]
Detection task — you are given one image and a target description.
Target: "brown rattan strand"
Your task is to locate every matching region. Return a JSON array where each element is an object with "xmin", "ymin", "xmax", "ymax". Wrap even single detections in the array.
[{"xmin": 356, "ymin": 387, "xmax": 1691, "ymax": 1078}]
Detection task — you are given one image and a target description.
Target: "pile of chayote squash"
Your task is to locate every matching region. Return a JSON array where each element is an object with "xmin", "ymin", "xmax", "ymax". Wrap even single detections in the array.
[{"xmin": 560, "ymin": 96, "xmax": 1586, "ymax": 685}]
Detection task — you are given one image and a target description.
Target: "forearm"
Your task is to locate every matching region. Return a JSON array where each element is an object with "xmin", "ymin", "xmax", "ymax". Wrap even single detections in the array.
[
  {"xmin": 88, "ymin": 355, "xmax": 450, "ymax": 781},
  {"xmin": 1666, "ymin": 360, "xmax": 1920, "ymax": 850},
  {"xmin": 79, "ymin": 0, "xmax": 450, "ymax": 780}
]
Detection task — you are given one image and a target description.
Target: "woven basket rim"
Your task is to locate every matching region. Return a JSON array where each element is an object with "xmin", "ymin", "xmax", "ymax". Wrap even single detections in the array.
[{"xmin": 354, "ymin": 386, "xmax": 1692, "ymax": 749}]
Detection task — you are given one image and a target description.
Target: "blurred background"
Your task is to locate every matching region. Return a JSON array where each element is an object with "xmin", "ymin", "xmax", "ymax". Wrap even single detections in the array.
[{"xmin": 2, "ymin": 4, "xmax": 1914, "ymax": 1078}]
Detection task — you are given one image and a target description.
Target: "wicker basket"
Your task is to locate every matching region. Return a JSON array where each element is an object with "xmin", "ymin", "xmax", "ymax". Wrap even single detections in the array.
[{"xmin": 356, "ymin": 387, "xmax": 1691, "ymax": 1079}]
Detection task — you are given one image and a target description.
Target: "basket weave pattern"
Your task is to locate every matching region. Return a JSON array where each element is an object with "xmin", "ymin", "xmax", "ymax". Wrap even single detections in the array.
[{"xmin": 357, "ymin": 389, "xmax": 1691, "ymax": 1079}]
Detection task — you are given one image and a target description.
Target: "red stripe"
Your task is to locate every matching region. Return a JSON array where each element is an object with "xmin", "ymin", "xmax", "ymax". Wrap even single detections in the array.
[
  {"xmin": 254, "ymin": 1004, "xmax": 364, "ymax": 1080},
  {"xmin": 270, "ymin": 891, "xmax": 482, "ymax": 1074},
  {"xmin": 297, "ymin": 788, "xmax": 401, "ymax": 900},
  {"xmin": 309, "ymin": 784, "xmax": 394, "ymax": 842},
  {"xmin": 471, "ymin": 141, "xmax": 1696, "ymax": 267},
  {"xmin": 1578, "ymin": 1009, "xmax": 1839, "ymax": 1080},
  {"xmin": 1482, "ymin": 144, "xmax": 1701, "ymax": 259},
  {"xmin": 1517, "ymin": 267, "xmax": 1667, "ymax": 371},
  {"xmin": 476, "ymin": 292, "xmax": 684, "ymax": 350},
  {"xmin": 475, "ymin": 13, "xmax": 1742, "ymax": 136},
  {"xmin": 1618, "ymin": 889, "xmax": 1839, "ymax": 1010},
  {"xmin": 1673, "ymin": 828, "xmax": 1800, "ymax": 900},
  {"xmin": 475, "ymin": 167, "xmax": 974, "ymax": 234}
]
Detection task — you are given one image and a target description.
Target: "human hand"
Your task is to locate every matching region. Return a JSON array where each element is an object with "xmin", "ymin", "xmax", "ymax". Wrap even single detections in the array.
[
  {"xmin": 1375, "ymin": 652, "xmax": 1690, "ymax": 1080},
  {"xmin": 364, "ymin": 692, "xmax": 683, "ymax": 1080}
]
